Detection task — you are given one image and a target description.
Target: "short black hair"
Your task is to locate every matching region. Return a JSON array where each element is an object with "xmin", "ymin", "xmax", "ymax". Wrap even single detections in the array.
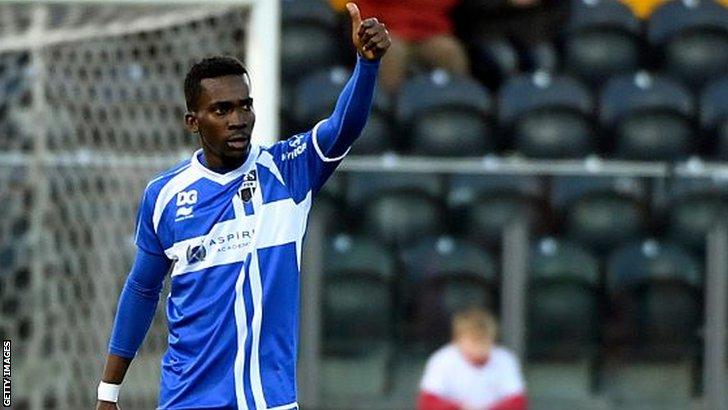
[{"xmin": 184, "ymin": 55, "xmax": 249, "ymax": 111}]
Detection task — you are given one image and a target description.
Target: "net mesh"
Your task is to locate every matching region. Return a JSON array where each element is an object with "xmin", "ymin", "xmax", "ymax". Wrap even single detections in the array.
[{"xmin": 0, "ymin": 3, "xmax": 253, "ymax": 408}]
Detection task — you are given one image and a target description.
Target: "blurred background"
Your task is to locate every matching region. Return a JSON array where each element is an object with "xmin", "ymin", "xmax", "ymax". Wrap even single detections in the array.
[{"xmin": 0, "ymin": 0, "xmax": 727, "ymax": 409}]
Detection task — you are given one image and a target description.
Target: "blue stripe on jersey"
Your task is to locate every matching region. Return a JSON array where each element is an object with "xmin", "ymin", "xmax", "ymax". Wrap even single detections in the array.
[
  {"xmin": 258, "ymin": 242, "xmax": 299, "ymax": 407},
  {"xmin": 159, "ymin": 263, "xmax": 240, "ymax": 409},
  {"xmin": 242, "ymin": 260, "xmax": 257, "ymax": 409},
  {"xmin": 257, "ymin": 164, "xmax": 290, "ymax": 204},
  {"xmin": 243, "ymin": 200, "xmax": 254, "ymax": 216}
]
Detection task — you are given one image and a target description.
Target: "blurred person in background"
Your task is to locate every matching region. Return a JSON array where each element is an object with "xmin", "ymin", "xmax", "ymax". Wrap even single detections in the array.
[
  {"xmin": 417, "ymin": 307, "xmax": 527, "ymax": 410},
  {"xmin": 332, "ymin": 0, "xmax": 470, "ymax": 94}
]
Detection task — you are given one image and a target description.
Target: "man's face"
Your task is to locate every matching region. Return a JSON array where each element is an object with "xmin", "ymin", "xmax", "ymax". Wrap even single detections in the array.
[
  {"xmin": 185, "ymin": 74, "xmax": 255, "ymax": 167},
  {"xmin": 455, "ymin": 334, "xmax": 493, "ymax": 366}
]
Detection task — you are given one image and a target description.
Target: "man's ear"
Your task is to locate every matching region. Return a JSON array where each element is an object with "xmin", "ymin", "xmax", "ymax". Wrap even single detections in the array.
[{"xmin": 184, "ymin": 112, "xmax": 198, "ymax": 133}]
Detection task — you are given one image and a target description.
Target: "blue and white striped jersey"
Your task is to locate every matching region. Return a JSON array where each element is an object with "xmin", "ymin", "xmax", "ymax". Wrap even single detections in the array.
[{"xmin": 135, "ymin": 123, "xmax": 345, "ymax": 409}]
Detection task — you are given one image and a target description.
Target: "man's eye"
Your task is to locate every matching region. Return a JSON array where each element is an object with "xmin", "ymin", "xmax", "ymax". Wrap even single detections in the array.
[{"xmin": 214, "ymin": 107, "xmax": 228, "ymax": 115}]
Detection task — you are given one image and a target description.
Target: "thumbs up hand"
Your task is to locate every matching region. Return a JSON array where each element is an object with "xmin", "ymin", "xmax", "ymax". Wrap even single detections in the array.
[{"xmin": 346, "ymin": 3, "xmax": 391, "ymax": 61}]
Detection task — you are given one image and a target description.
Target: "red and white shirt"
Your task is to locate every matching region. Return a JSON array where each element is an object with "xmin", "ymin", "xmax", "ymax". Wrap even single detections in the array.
[{"xmin": 418, "ymin": 344, "xmax": 527, "ymax": 410}]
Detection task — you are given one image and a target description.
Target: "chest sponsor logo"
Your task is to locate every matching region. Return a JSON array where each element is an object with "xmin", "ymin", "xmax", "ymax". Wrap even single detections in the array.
[
  {"xmin": 180, "ymin": 228, "xmax": 255, "ymax": 269},
  {"xmin": 176, "ymin": 189, "xmax": 198, "ymax": 221},
  {"xmin": 238, "ymin": 169, "xmax": 257, "ymax": 203}
]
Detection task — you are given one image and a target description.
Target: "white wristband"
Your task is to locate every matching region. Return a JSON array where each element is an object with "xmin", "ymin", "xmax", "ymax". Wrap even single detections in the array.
[{"xmin": 97, "ymin": 381, "xmax": 121, "ymax": 403}]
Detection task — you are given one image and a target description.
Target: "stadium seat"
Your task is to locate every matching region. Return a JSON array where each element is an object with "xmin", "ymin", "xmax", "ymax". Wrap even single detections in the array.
[
  {"xmin": 606, "ymin": 239, "xmax": 702, "ymax": 351},
  {"xmin": 554, "ymin": 175, "xmax": 648, "ymax": 253},
  {"xmin": 599, "ymin": 72, "xmax": 695, "ymax": 160},
  {"xmin": 396, "ymin": 70, "xmax": 493, "ymax": 156},
  {"xmin": 564, "ymin": 0, "xmax": 642, "ymax": 86},
  {"xmin": 281, "ymin": 0, "xmax": 341, "ymax": 82},
  {"xmin": 528, "ymin": 237, "xmax": 600, "ymax": 359},
  {"xmin": 458, "ymin": 192, "xmax": 543, "ymax": 248},
  {"xmin": 700, "ymin": 77, "xmax": 728, "ymax": 158},
  {"xmin": 400, "ymin": 236, "xmax": 498, "ymax": 347},
  {"xmin": 323, "ymin": 233, "xmax": 395, "ymax": 344},
  {"xmin": 321, "ymin": 233, "xmax": 395, "ymax": 396},
  {"xmin": 362, "ymin": 190, "xmax": 442, "ymax": 247},
  {"xmin": 447, "ymin": 174, "xmax": 547, "ymax": 244},
  {"xmin": 292, "ymin": 66, "xmax": 394, "ymax": 153},
  {"xmin": 668, "ymin": 192, "xmax": 728, "ymax": 251},
  {"xmin": 308, "ymin": 193, "xmax": 346, "ymax": 234},
  {"xmin": 498, "ymin": 72, "xmax": 595, "ymax": 158},
  {"xmin": 469, "ymin": 38, "xmax": 520, "ymax": 90},
  {"xmin": 447, "ymin": 174, "xmax": 545, "ymax": 208},
  {"xmin": 648, "ymin": 0, "xmax": 728, "ymax": 88},
  {"xmin": 602, "ymin": 239, "xmax": 702, "ymax": 403},
  {"xmin": 666, "ymin": 176, "xmax": 728, "ymax": 250},
  {"xmin": 291, "ymin": 66, "xmax": 348, "ymax": 130}
]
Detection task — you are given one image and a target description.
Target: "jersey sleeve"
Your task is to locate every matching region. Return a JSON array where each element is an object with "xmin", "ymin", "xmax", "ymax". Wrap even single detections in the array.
[
  {"xmin": 267, "ymin": 56, "xmax": 379, "ymax": 203},
  {"xmin": 420, "ymin": 350, "xmax": 451, "ymax": 397},
  {"xmin": 134, "ymin": 185, "xmax": 166, "ymax": 255},
  {"xmin": 267, "ymin": 126, "xmax": 342, "ymax": 203}
]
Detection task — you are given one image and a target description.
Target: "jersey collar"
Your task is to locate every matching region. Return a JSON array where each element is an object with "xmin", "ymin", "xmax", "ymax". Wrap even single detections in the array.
[{"xmin": 190, "ymin": 145, "xmax": 259, "ymax": 185}]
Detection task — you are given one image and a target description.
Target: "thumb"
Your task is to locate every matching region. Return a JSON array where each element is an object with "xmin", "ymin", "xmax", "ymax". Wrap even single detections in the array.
[{"xmin": 346, "ymin": 3, "xmax": 361, "ymax": 33}]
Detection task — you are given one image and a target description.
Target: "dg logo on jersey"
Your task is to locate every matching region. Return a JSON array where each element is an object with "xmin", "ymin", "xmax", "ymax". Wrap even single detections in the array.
[{"xmin": 238, "ymin": 169, "xmax": 257, "ymax": 203}]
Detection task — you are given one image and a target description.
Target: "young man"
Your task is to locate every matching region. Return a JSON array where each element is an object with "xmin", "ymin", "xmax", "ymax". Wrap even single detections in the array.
[
  {"xmin": 418, "ymin": 308, "xmax": 528, "ymax": 410},
  {"xmin": 95, "ymin": 4, "xmax": 390, "ymax": 409}
]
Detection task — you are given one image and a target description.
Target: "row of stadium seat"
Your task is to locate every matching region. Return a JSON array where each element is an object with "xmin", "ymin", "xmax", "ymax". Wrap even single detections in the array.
[
  {"xmin": 561, "ymin": 0, "xmax": 728, "ymax": 88},
  {"xmin": 281, "ymin": 0, "xmax": 728, "ymax": 160},
  {"xmin": 321, "ymin": 234, "xmax": 702, "ymax": 360},
  {"xmin": 282, "ymin": 0, "xmax": 728, "ymax": 89},
  {"xmin": 284, "ymin": 68, "xmax": 728, "ymax": 160},
  {"xmin": 314, "ymin": 173, "xmax": 728, "ymax": 252}
]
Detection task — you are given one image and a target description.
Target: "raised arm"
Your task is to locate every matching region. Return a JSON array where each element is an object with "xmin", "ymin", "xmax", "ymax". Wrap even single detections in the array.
[
  {"xmin": 315, "ymin": 2, "xmax": 390, "ymax": 158},
  {"xmin": 96, "ymin": 248, "xmax": 171, "ymax": 409}
]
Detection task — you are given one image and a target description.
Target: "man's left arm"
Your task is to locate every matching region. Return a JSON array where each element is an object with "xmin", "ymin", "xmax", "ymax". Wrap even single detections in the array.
[{"xmin": 314, "ymin": 2, "xmax": 390, "ymax": 159}]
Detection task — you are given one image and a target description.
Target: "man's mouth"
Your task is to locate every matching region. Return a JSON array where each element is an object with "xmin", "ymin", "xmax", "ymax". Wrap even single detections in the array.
[{"xmin": 226, "ymin": 134, "xmax": 250, "ymax": 150}]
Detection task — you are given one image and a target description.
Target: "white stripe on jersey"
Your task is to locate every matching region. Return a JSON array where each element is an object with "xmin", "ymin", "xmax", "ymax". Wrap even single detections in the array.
[
  {"xmin": 311, "ymin": 119, "xmax": 351, "ymax": 162},
  {"xmin": 268, "ymin": 402, "xmax": 299, "ymax": 410},
  {"xmin": 234, "ymin": 260, "xmax": 250, "ymax": 410},
  {"xmin": 165, "ymin": 192, "xmax": 312, "ymax": 277},
  {"xmin": 248, "ymin": 251, "xmax": 267, "ymax": 409},
  {"xmin": 152, "ymin": 166, "xmax": 202, "ymax": 232}
]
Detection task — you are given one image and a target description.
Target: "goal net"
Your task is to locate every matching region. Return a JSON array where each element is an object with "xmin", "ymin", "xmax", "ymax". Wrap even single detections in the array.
[{"xmin": 0, "ymin": 1, "xmax": 274, "ymax": 408}]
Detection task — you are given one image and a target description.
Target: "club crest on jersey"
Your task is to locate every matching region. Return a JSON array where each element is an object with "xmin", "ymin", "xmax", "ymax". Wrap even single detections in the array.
[
  {"xmin": 238, "ymin": 169, "xmax": 257, "ymax": 203},
  {"xmin": 186, "ymin": 244, "xmax": 207, "ymax": 264}
]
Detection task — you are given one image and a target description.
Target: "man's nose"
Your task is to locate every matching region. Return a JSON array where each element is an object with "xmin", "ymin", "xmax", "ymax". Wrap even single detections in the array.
[{"xmin": 230, "ymin": 108, "xmax": 248, "ymax": 127}]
